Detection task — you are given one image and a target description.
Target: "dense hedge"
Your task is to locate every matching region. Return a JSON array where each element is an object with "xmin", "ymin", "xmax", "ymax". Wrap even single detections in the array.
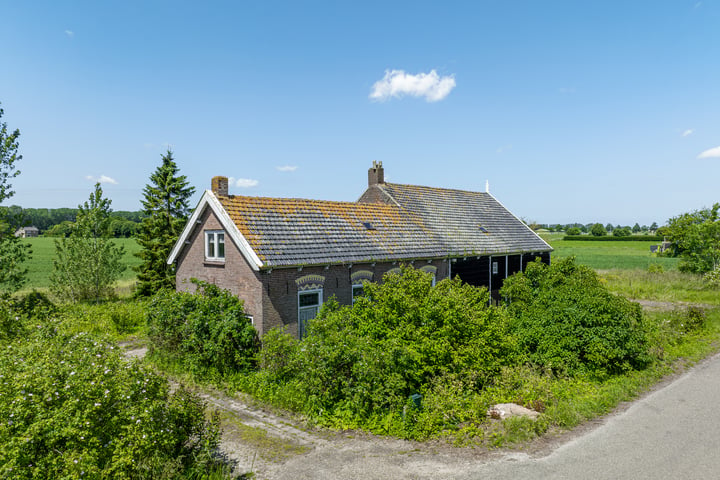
[
  {"xmin": 500, "ymin": 257, "xmax": 650, "ymax": 375},
  {"xmin": 146, "ymin": 280, "xmax": 260, "ymax": 377},
  {"xmin": 562, "ymin": 235, "xmax": 662, "ymax": 242}
]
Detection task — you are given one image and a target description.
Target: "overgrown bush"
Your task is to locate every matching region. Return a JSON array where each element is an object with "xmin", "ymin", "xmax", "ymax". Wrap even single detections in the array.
[
  {"xmin": 146, "ymin": 280, "xmax": 260, "ymax": 377},
  {"xmin": 704, "ymin": 265, "xmax": 720, "ymax": 286},
  {"xmin": 256, "ymin": 267, "xmax": 513, "ymax": 428},
  {"xmin": 501, "ymin": 257, "xmax": 651, "ymax": 376},
  {"xmin": 0, "ymin": 330, "xmax": 228, "ymax": 479},
  {"xmin": 0, "ymin": 291, "xmax": 56, "ymax": 342}
]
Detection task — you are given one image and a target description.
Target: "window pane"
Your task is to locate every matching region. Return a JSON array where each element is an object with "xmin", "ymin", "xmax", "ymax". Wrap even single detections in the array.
[
  {"xmin": 217, "ymin": 233, "xmax": 225, "ymax": 258},
  {"xmin": 299, "ymin": 292, "xmax": 319, "ymax": 307},
  {"xmin": 207, "ymin": 232, "xmax": 215, "ymax": 257}
]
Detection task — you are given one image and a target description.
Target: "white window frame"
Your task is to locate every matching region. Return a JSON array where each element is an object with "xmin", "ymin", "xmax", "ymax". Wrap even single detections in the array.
[
  {"xmin": 298, "ymin": 288, "xmax": 323, "ymax": 339},
  {"xmin": 205, "ymin": 230, "xmax": 225, "ymax": 261}
]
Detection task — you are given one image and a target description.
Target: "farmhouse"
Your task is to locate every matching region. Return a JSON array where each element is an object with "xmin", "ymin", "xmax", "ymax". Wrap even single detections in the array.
[
  {"xmin": 14, "ymin": 226, "xmax": 39, "ymax": 238},
  {"xmin": 168, "ymin": 162, "xmax": 551, "ymax": 338}
]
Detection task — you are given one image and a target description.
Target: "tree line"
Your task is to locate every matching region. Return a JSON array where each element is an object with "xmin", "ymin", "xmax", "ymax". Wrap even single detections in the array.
[
  {"xmin": 537, "ymin": 222, "xmax": 660, "ymax": 235},
  {"xmin": 4, "ymin": 205, "xmax": 145, "ymax": 237}
]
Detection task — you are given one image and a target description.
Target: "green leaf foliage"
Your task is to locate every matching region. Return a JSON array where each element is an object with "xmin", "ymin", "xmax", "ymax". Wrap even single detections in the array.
[
  {"xmin": 50, "ymin": 184, "xmax": 126, "ymax": 303},
  {"xmin": 590, "ymin": 223, "xmax": 607, "ymax": 236},
  {"xmin": 500, "ymin": 257, "xmax": 651, "ymax": 376},
  {"xmin": 135, "ymin": 149, "xmax": 195, "ymax": 296},
  {"xmin": 0, "ymin": 103, "xmax": 31, "ymax": 293},
  {"xmin": 261, "ymin": 267, "xmax": 513, "ymax": 420},
  {"xmin": 664, "ymin": 203, "xmax": 720, "ymax": 273},
  {"xmin": 0, "ymin": 328, "xmax": 224, "ymax": 479},
  {"xmin": 146, "ymin": 280, "xmax": 260, "ymax": 377}
]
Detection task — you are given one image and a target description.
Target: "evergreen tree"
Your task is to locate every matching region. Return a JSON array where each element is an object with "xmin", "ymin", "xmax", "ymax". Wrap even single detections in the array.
[
  {"xmin": 0, "ymin": 102, "xmax": 31, "ymax": 294},
  {"xmin": 50, "ymin": 183, "xmax": 126, "ymax": 302},
  {"xmin": 134, "ymin": 149, "xmax": 195, "ymax": 296}
]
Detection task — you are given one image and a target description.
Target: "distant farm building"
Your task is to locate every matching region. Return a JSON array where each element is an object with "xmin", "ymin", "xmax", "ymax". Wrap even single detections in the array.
[{"xmin": 15, "ymin": 226, "xmax": 39, "ymax": 238}]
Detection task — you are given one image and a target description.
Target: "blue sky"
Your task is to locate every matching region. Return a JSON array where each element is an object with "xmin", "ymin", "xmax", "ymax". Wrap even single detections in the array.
[{"xmin": 1, "ymin": 0, "xmax": 718, "ymax": 225}]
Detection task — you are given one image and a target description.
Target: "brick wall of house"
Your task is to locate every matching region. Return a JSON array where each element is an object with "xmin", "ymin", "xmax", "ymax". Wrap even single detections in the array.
[
  {"xmin": 174, "ymin": 206, "xmax": 265, "ymax": 331},
  {"xmin": 259, "ymin": 259, "xmax": 448, "ymax": 337}
]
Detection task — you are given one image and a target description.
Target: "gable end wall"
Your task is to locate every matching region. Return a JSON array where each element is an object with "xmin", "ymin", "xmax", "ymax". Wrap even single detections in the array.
[{"xmin": 174, "ymin": 207, "xmax": 265, "ymax": 333}]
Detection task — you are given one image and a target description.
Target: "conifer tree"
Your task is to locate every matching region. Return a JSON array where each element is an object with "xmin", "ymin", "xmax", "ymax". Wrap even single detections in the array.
[
  {"xmin": 134, "ymin": 149, "xmax": 195, "ymax": 296},
  {"xmin": 0, "ymin": 102, "xmax": 31, "ymax": 294},
  {"xmin": 50, "ymin": 183, "xmax": 126, "ymax": 302}
]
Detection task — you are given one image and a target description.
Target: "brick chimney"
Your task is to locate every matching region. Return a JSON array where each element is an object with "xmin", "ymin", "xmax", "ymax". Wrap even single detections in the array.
[
  {"xmin": 211, "ymin": 176, "xmax": 229, "ymax": 196},
  {"xmin": 368, "ymin": 160, "xmax": 384, "ymax": 186}
]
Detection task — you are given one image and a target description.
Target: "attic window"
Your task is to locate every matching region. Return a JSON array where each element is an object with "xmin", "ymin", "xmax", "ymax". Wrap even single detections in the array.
[
  {"xmin": 479, "ymin": 226, "xmax": 489, "ymax": 233},
  {"xmin": 362, "ymin": 222, "xmax": 376, "ymax": 230},
  {"xmin": 205, "ymin": 230, "xmax": 225, "ymax": 261}
]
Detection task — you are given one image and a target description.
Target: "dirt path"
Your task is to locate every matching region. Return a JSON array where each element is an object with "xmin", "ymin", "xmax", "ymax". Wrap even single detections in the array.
[{"xmin": 119, "ymin": 344, "xmax": 514, "ymax": 479}]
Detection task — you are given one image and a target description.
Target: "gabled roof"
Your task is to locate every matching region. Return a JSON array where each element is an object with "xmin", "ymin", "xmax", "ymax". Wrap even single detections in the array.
[
  {"xmin": 169, "ymin": 179, "xmax": 552, "ymax": 270},
  {"xmin": 362, "ymin": 183, "xmax": 551, "ymax": 257}
]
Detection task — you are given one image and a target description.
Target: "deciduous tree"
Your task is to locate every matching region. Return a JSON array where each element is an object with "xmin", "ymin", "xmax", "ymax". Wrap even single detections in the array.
[
  {"xmin": 590, "ymin": 223, "xmax": 607, "ymax": 236},
  {"xmin": 0, "ymin": 103, "xmax": 30, "ymax": 294},
  {"xmin": 135, "ymin": 149, "xmax": 195, "ymax": 296},
  {"xmin": 50, "ymin": 183, "xmax": 126, "ymax": 302},
  {"xmin": 665, "ymin": 203, "xmax": 720, "ymax": 273}
]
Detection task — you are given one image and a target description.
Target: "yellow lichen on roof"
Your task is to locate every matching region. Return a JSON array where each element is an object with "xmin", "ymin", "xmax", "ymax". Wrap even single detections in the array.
[{"xmin": 217, "ymin": 194, "xmax": 430, "ymax": 252}]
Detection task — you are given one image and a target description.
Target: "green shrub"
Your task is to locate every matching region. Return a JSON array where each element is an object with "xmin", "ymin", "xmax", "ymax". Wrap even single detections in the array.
[
  {"xmin": 648, "ymin": 263, "xmax": 664, "ymax": 274},
  {"xmin": 704, "ymin": 265, "xmax": 720, "ymax": 286},
  {"xmin": 258, "ymin": 327, "xmax": 303, "ymax": 383},
  {"xmin": 146, "ymin": 280, "xmax": 260, "ymax": 377},
  {"xmin": 501, "ymin": 257, "xmax": 650, "ymax": 376},
  {"xmin": 566, "ymin": 227, "xmax": 581, "ymax": 236},
  {"xmin": 301, "ymin": 267, "xmax": 512, "ymax": 419},
  {"xmin": 613, "ymin": 226, "xmax": 632, "ymax": 237},
  {"xmin": 0, "ymin": 330, "xmax": 227, "ymax": 479}
]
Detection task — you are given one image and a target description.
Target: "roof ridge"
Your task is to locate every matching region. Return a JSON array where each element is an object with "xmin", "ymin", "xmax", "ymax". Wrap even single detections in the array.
[
  {"xmin": 219, "ymin": 192, "xmax": 385, "ymax": 208},
  {"xmin": 385, "ymin": 182, "xmax": 489, "ymax": 195}
]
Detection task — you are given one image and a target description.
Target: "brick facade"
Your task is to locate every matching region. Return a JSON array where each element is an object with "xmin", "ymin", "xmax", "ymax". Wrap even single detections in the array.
[
  {"xmin": 257, "ymin": 259, "xmax": 448, "ymax": 337},
  {"xmin": 175, "ymin": 208, "xmax": 265, "ymax": 332}
]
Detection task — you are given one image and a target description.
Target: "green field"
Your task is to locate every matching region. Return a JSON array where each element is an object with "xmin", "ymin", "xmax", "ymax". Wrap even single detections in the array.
[
  {"xmin": 20, "ymin": 237, "xmax": 141, "ymax": 293},
  {"xmin": 541, "ymin": 233, "xmax": 680, "ymax": 271}
]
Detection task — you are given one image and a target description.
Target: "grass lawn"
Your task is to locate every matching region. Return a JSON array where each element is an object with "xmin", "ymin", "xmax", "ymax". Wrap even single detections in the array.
[
  {"xmin": 20, "ymin": 237, "xmax": 141, "ymax": 293},
  {"xmin": 541, "ymin": 233, "xmax": 679, "ymax": 271}
]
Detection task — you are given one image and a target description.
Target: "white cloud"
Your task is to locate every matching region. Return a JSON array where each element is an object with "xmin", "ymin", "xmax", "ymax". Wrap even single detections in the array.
[
  {"xmin": 558, "ymin": 87, "xmax": 576, "ymax": 94},
  {"xmin": 369, "ymin": 69, "xmax": 456, "ymax": 102},
  {"xmin": 698, "ymin": 146, "xmax": 720, "ymax": 159},
  {"xmin": 64, "ymin": 30, "xmax": 74, "ymax": 38},
  {"xmin": 276, "ymin": 165, "xmax": 298, "ymax": 172},
  {"xmin": 85, "ymin": 175, "xmax": 118, "ymax": 184},
  {"xmin": 230, "ymin": 177, "xmax": 259, "ymax": 188},
  {"xmin": 682, "ymin": 129, "xmax": 694, "ymax": 137}
]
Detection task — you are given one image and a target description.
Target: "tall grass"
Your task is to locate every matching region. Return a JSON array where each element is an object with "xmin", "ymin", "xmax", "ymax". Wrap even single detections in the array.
[{"xmin": 601, "ymin": 269, "xmax": 720, "ymax": 305}]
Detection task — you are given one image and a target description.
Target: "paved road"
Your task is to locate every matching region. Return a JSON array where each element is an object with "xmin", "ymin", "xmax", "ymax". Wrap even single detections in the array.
[{"xmin": 463, "ymin": 353, "xmax": 720, "ymax": 479}]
